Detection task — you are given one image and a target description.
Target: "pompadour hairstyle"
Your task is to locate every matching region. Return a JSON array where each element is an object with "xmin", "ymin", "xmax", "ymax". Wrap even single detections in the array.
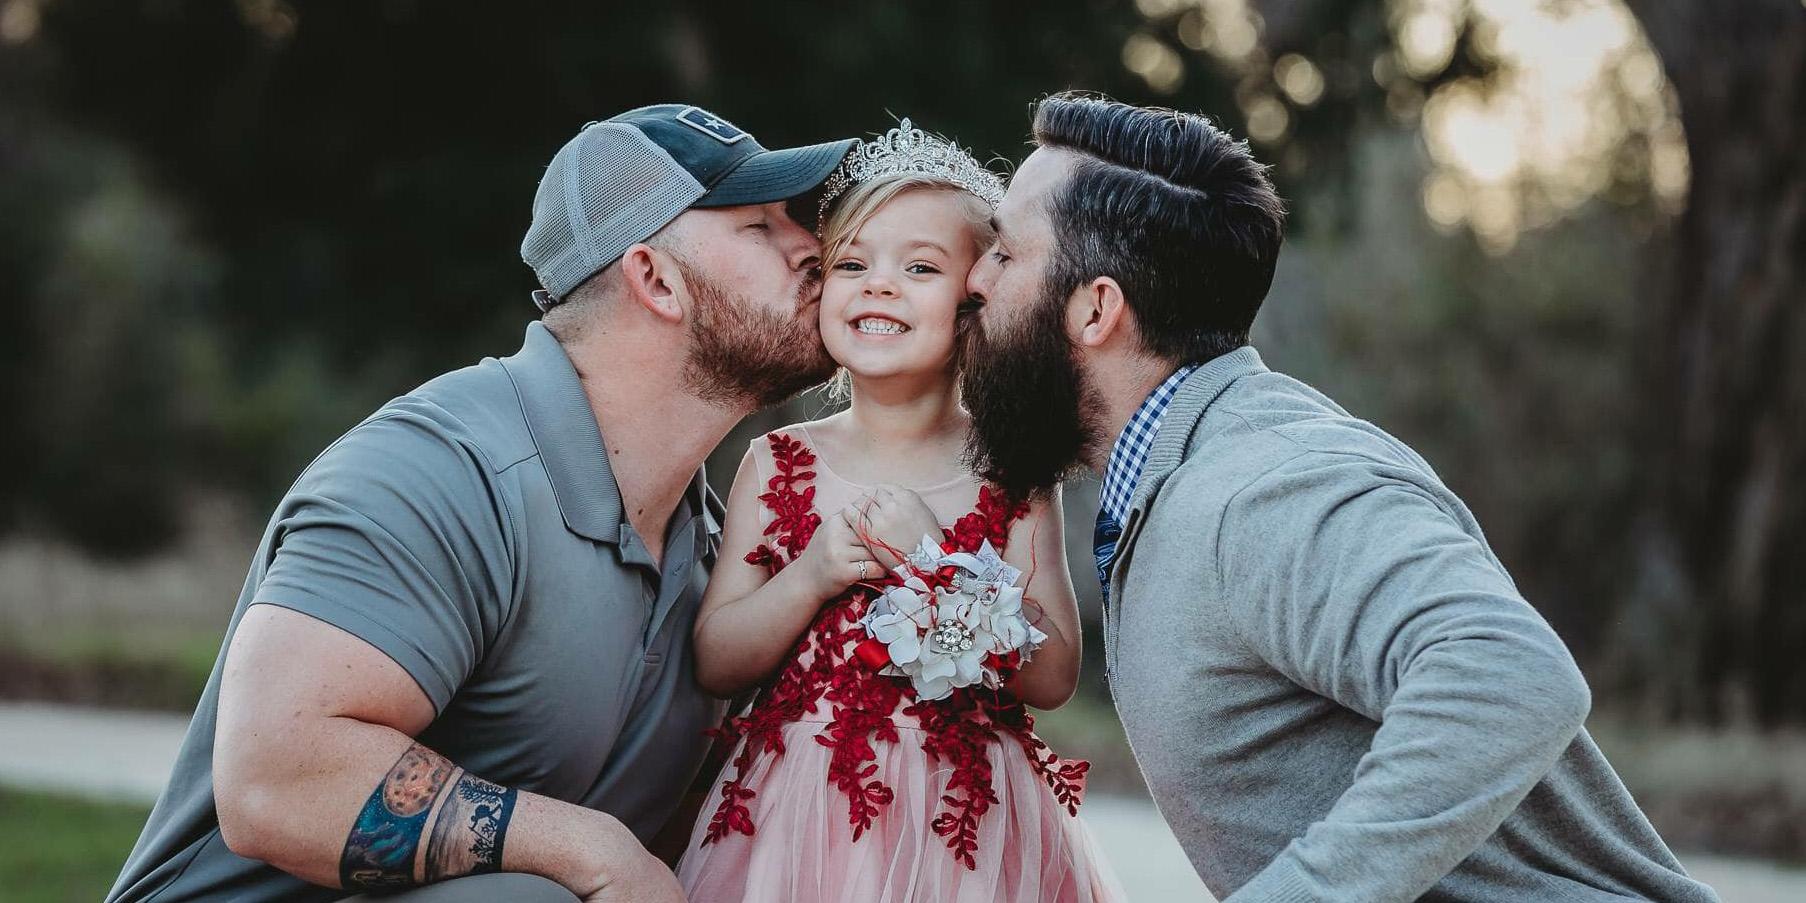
[{"xmin": 1032, "ymin": 92, "xmax": 1287, "ymax": 365}]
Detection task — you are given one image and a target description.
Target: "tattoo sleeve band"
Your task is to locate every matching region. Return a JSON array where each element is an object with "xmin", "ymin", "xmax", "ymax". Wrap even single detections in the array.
[
  {"xmin": 423, "ymin": 773, "xmax": 519, "ymax": 880},
  {"xmin": 339, "ymin": 743, "xmax": 455, "ymax": 889}
]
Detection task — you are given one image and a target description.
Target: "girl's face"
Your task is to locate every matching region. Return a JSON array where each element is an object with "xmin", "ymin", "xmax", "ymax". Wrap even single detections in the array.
[{"xmin": 821, "ymin": 189, "xmax": 983, "ymax": 385}]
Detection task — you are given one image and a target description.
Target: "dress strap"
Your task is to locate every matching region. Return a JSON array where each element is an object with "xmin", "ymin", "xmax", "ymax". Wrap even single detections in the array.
[
  {"xmin": 745, "ymin": 432, "xmax": 822, "ymax": 575},
  {"xmin": 947, "ymin": 485, "xmax": 1030, "ymax": 555}
]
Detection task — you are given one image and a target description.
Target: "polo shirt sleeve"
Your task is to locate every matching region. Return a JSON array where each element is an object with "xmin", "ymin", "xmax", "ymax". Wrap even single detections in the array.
[{"xmin": 254, "ymin": 412, "xmax": 514, "ymax": 713}]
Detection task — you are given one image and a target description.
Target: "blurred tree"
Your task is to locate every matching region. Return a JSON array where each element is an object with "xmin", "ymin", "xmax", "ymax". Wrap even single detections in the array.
[
  {"xmin": 1126, "ymin": 0, "xmax": 1804, "ymax": 723},
  {"xmin": 1620, "ymin": 0, "xmax": 1805, "ymax": 725},
  {"xmin": 0, "ymin": 0, "xmax": 1155, "ymax": 545},
  {"xmin": 2, "ymin": 0, "xmax": 1801, "ymax": 725}
]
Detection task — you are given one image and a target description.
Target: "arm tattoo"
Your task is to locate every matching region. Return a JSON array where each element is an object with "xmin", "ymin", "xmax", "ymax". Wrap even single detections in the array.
[
  {"xmin": 339, "ymin": 742, "xmax": 520, "ymax": 888},
  {"xmin": 422, "ymin": 773, "xmax": 519, "ymax": 881},
  {"xmin": 339, "ymin": 743, "xmax": 455, "ymax": 889}
]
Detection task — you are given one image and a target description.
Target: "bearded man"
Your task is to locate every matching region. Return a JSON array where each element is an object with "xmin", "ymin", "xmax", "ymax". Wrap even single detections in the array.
[
  {"xmin": 959, "ymin": 92, "xmax": 1717, "ymax": 903},
  {"xmin": 107, "ymin": 105, "xmax": 854, "ymax": 903}
]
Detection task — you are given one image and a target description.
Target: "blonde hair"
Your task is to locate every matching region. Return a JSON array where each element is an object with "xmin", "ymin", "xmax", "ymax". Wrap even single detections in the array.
[
  {"xmin": 821, "ymin": 174, "xmax": 997, "ymax": 268},
  {"xmin": 817, "ymin": 175, "xmax": 998, "ymax": 399}
]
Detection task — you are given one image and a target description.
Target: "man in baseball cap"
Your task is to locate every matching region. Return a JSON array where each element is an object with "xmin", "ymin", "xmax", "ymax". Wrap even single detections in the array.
[
  {"xmin": 107, "ymin": 106, "xmax": 854, "ymax": 903},
  {"xmin": 524, "ymin": 103, "xmax": 856, "ymax": 310}
]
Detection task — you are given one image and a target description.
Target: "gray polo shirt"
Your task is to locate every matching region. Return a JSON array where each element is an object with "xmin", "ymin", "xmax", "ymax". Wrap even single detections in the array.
[{"xmin": 107, "ymin": 322, "xmax": 727, "ymax": 903}]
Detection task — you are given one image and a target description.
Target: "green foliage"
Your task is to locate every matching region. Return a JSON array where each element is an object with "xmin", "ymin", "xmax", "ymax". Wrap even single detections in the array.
[
  {"xmin": 0, "ymin": 628, "xmax": 220, "ymax": 711},
  {"xmin": 0, "ymin": 789, "xmax": 150, "ymax": 903},
  {"xmin": 4, "ymin": 1, "xmax": 1797, "ymax": 722},
  {"xmin": 0, "ymin": 0, "xmax": 1163, "ymax": 553}
]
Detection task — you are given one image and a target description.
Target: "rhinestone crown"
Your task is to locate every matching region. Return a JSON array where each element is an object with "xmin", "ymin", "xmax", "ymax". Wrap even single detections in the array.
[{"xmin": 818, "ymin": 118, "xmax": 1006, "ymax": 223}]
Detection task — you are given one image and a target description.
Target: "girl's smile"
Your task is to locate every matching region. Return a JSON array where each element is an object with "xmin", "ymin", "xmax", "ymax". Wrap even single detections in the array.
[{"xmin": 821, "ymin": 188, "xmax": 984, "ymax": 382}]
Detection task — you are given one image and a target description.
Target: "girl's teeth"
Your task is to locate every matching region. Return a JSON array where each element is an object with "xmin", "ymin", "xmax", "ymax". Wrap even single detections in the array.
[{"xmin": 856, "ymin": 318, "xmax": 908, "ymax": 335}]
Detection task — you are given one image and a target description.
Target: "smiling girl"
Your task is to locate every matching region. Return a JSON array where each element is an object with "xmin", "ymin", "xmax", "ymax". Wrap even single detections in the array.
[{"xmin": 675, "ymin": 122, "xmax": 1121, "ymax": 902}]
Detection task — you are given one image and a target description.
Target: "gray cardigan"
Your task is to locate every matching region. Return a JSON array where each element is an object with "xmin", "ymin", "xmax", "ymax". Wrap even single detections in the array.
[{"xmin": 1105, "ymin": 347, "xmax": 1717, "ymax": 902}]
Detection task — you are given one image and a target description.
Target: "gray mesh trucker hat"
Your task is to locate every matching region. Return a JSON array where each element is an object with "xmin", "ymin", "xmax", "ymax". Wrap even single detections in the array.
[{"xmin": 522, "ymin": 104, "xmax": 857, "ymax": 311}]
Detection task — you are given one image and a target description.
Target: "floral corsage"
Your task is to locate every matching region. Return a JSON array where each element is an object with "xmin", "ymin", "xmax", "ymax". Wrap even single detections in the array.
[{"xmin": 853, "ymin": 535, "xmax": 1046, "ymax": 700}]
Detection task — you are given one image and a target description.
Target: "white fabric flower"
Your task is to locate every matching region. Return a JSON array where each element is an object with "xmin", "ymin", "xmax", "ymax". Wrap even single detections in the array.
[
  {"xmin": 859, "ymin": 534, "xmax": 1047, "ymax": 699},
  {"xmin": 940, "ymin": 539, "xmax": 1021, "ymax": 588},
  {"xmin": 902, "ymin": 599, "xmax": 990, "ymax": 700},
  {"xmin": 861, "ymin": 585, "xmax": 934, "ymax": 677}
]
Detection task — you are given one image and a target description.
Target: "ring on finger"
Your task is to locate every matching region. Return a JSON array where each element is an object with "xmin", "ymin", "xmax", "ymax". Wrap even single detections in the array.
[{"xmin": 857, "ymin": 560, "xmax": 871, "ymax": 580}]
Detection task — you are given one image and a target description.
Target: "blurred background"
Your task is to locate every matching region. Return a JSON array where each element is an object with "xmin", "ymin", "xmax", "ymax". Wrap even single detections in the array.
[{"xmin": 1, "ymin": 0, "xmax": 1802, "ymax": 899}]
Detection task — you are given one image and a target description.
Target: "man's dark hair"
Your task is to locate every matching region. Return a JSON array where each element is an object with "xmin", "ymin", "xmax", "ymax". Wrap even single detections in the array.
[{"xmin": 1032, "ymin": 92, "xmax": 1286, "ymax": 365}]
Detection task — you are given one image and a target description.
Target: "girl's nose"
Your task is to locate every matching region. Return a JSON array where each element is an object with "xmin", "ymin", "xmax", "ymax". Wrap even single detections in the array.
[{"xmin": 863, "ymin": 275, "xmax": 899, "ymax": 297}]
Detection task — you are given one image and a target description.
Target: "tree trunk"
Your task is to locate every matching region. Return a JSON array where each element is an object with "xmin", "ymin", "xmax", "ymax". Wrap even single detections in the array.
[{"xmin": 1623, "ymin": 0, "xmax": 1806, "ymax": 725}]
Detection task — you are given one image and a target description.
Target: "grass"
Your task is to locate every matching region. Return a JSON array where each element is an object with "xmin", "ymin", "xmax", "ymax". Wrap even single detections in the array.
[
  {"xmin": 0, "ymin": 627, "xmax": 220, "ymax": 711},
  {"xmin": 1592, "ymin": 719, "xmax": 1806, "ymax": 862},
  {"xmin": 0, "ymin": 789, "xmax": 149, "ymax": 903}
]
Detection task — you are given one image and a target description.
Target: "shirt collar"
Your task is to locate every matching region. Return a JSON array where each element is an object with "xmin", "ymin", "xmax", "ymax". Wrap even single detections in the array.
[
  {"xmin": 499, "ymin": 322, "xmax": 720, "ymax": 544},
  {"xmin": 1099, "ymin": 364, "xmax": 1199, "ymax": 526}
]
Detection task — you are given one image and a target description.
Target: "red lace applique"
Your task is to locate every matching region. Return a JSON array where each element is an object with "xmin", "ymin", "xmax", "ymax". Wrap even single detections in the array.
[
  {"xmin": 702, "ymin": 432, "xmax": 1088, "ymax": 868},
  {"xmin": 948, "ymin": 484, "xmax": 1028, "ymax": 554},
  {"xmin": 752, "ymin": 433, "xmax": 821, "ymax": 569}
]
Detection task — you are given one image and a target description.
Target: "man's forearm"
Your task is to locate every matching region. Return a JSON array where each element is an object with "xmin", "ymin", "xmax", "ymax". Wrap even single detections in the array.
[
  {"xmin": 213, "ymin": 605, "xmax": 679, "ymax": 899},
  {"xmin": 1218, "ymin": 473, "xmax": 1598, "ymax": 900},
  {"xmin": 220, "ymin": 722, "xmax": 652, "ymax": 896},
  {"xmin": 1224, "ymin": 635, "xmax": 1593, "ymax": 902},
  {"xmin": 338, "ymin": 742, "xmax": 516, "ymax": 887}
]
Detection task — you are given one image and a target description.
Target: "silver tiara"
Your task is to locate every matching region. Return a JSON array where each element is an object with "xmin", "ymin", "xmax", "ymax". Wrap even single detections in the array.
[{"xmin": 817, "ymin": 118, "xmax": 1006, "ymax": 223}]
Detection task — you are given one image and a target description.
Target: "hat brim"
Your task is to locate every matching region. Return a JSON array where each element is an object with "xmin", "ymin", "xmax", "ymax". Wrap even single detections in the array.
[{"xmin": 693, "ymin": 138, "xmax": 858, "ymax": 208}]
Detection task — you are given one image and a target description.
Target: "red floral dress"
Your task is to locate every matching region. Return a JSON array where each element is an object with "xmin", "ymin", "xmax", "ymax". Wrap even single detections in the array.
[{"xmin": 675, "ymin": 432, "xmax": 1122, "ymax": 903}]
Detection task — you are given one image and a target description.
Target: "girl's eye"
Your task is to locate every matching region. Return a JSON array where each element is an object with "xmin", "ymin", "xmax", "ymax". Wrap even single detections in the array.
[
  {"xmin": 906, "ymin": 263, "xmax": 941, "ymax": 275},
  {"xmin": 832, "ymin": 260, "xmax": 865, "ymax": 272}
]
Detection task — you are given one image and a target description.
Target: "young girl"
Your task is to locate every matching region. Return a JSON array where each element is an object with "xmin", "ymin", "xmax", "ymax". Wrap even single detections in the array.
[{"xmin": 676, "ymin": 122, "xmax": 1122, "ymax": 902}]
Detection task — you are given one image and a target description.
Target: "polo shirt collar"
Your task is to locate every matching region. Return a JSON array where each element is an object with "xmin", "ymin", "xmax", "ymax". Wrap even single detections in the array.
[
  {"xmin": 499, "ymin": 321, "xmax": 627, "ymax": 543},
  {"xmin": 690, "ymin": 466, "xmax": 724, "ymax": 538},
  {"xmin": 501, "ymin": 322, "xmax": 723, "ymax": 545}
]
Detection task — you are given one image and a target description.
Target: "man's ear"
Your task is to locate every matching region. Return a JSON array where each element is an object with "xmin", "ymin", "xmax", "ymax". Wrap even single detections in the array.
[
  {"xmin": 618, "ymin": 243, "xmax": 687, "ymax": 325},
  {"xmin": 1068, "ymin": 276, "xmax": 1133, "ymax": 349}
]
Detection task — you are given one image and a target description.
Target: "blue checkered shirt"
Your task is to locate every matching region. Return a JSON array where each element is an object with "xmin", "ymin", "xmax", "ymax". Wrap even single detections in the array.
[{"xmin": 1094, "ymin": 365, "xmax": 1198, "ymax": 604}]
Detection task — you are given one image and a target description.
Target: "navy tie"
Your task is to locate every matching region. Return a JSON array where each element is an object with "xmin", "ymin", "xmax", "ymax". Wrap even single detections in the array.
[{"xmin": 1093, "ymin": 506, "xmax": 1123, "ymax": 608}]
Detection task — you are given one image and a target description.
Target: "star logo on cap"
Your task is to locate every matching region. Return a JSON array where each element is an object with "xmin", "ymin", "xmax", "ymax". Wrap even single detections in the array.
[{"xmin": 676, "ymin": 106, "xmax": 748, "ymax": 144}]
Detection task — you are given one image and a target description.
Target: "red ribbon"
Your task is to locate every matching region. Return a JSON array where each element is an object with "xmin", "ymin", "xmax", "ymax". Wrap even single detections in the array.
[{"xmin": 854, "ymin": 637, "xmax": 893, "ymax": 671}]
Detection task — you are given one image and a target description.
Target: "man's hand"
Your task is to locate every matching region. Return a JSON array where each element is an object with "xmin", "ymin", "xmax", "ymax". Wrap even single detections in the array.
[
  {"xmin": 849, "ymin": 485, "xmax": 943, "ymax": 568},
  {"xmin": 576, "ymin": 849, "xmax": 684, "ymax": 903},
  {"xmin": 539, "ymin": 802, "xmax": 684, "ymax": 902}
]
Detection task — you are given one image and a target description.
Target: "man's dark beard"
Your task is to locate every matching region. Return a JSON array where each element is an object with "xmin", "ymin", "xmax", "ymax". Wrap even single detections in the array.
[
  {"xmin": 959, "ymin": 277, "xmax": 1101, "ymax": 502},
  {"xmin": 681, "ymin": 265, "xmax": 836, "ymax": 408}
]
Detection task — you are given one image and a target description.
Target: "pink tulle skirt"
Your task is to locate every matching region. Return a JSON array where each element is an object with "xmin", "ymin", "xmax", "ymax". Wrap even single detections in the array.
[{"xmin": 675, "ymin": 719, "xmax": 1125, "ymax": 903}]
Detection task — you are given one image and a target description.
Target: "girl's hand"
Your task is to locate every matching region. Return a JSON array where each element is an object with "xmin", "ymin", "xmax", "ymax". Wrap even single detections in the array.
[
  {"xmin": 850, "ymin": 485, "xmax": 944, "ymax": 569},
  {"xmin": 793, "ymin": 505, "xmax": 884, "ymax": 601}
]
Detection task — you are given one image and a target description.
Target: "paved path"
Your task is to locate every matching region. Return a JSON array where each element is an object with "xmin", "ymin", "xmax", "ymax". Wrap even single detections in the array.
[
  {"xmin": 2, "ymin": 701, "xmax": 1800, "ymax": 901},
  {"xmin": 0, "ymin": 701, "xmax": 190, "ymax": 803}
]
